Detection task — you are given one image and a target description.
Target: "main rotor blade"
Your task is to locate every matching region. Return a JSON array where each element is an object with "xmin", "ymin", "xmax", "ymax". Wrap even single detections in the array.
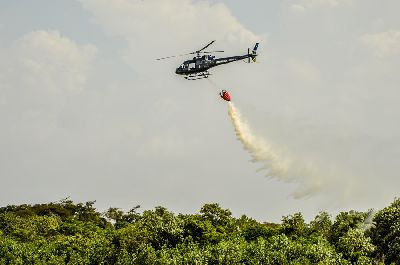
[
  {"xmin": 201, "ymin": 50, "xmax": 224, "ymax": 53},
  {"xmin": 156, "ymin": 53, "xmax": 192, "ymax": 60},
  {"xmin": 156, "ymin": 40, "xmax": 218, "ymax": 60},
  {"xmin": 197, "ymin": 40, "xmax": 215, "ymax": 53}
]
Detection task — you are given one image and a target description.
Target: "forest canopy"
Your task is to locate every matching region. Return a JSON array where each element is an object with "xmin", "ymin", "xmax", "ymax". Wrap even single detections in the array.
[{"xmin": 1, "ymin": 198, "xmax": 399, "ymax": 264}]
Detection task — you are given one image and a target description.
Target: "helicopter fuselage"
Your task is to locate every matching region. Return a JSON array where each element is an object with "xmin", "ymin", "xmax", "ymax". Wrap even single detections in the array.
[
  {"xmin": 175, "ymin": 53, "xmax": 255, "ymax": 76},
  {"xmin": 155, "ymin": 41, "xmax": 259, "ymax": 79}
]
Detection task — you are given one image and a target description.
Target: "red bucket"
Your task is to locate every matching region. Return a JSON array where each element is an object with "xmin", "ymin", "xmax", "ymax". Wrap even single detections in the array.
[{"xmin": 219, "ymin": 90, "xmax": 231, "ymax": 101}]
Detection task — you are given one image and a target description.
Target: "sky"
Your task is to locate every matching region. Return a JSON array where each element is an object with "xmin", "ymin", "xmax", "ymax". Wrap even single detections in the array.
[{"xmin": 1, "ymin": 0, "xmax": 400, "ymax": 222}]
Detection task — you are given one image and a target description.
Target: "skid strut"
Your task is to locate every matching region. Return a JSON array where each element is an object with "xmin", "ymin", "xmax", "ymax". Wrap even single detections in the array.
[{"xmin": 184, "ymin": 71, "xmax": 210, "ymax": 80}]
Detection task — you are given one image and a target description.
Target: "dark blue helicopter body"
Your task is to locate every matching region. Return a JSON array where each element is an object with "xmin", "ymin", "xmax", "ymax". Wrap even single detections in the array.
[{"xmin": 158, "ymin": 41, "xmax": 259, "ymax": 80}]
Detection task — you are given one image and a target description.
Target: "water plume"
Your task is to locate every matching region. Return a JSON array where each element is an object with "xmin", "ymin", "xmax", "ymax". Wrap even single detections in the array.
[
  {"xmin": 228, "ymin": 102, "xmax": 288, "ymax": 176},
  {"xmin": 227, "ymin": 102, "xmax": 324, "ymax": 198}
]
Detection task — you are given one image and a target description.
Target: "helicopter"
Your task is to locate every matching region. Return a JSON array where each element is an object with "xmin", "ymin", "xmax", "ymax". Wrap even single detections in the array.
[{"xmin": 156, "ymin": 41, "xmax": 259, "ymax": 80}]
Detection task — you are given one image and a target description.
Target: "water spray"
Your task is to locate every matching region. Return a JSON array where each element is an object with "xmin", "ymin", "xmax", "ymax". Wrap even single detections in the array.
[
  {"xmin": 220, "ymin": 92, "xmax": 328, "ymax": 199},
  {"xmin": 227, "ymin": 101, "xmax": 289, "ymax": 177}
]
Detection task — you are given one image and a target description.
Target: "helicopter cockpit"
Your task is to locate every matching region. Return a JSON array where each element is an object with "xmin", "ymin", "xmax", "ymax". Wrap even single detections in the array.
[{"xmin": 176, "ymin": 60, "xmax": 195, "ymax": 74}]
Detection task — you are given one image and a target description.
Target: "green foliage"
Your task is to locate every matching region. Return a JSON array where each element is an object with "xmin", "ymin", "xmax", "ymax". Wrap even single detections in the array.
[
  {"xmin": 330, "ymin": 210, "xmax": 366, "ymax": 246},
  {"xmin": 237, "ymin": 215, "xmax": 280, "ymax": 241},
  {"xmin": 0, "ymin": 199, "xmax": 398, "ymax": 264},
  {"xmin": 181, "ymin": 203, "xmax": 237, "ymax": 245},
  {"xmin": 115, "ymin": 206, "xmax": 184, "ymax": 253},
  {"xmin": 337, "ymin": 228, "xmax": 375, "ymax": 263},
  {"xmin": 105, "ymin": 205, "xmax": 140, "ymax": 229},
  {"xmin": 370, "ymin": 198, "xmax": 400, "ymax": 264},
  {"xmin": 182, "ymin": 214, "xmax": 221, "ymax": 244},
  {"xmin": 0, "ymin": 213, "xmax": 60, "ymax": 241},
  {"xmin": 310, "ymin": 211, "xmax": 332, "ymax": 238},
  {"xmin": 200, "ymin": 203, "xmax": 235, "ymax": 234},
  {"xmin": 281, "ymin": 212, "xmax": 308, "ymax": 237}
]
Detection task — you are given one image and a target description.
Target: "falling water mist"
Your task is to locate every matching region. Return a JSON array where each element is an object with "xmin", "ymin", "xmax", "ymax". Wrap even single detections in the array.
[{"xmin": 227, "ymin": 102, "xmax": 329, "ymax": 199}]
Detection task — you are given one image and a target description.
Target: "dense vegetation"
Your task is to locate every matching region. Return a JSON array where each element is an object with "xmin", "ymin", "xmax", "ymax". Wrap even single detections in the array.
[{"xmin": 0, "ymin": 198, "xmax": 399, "ymax": 264}]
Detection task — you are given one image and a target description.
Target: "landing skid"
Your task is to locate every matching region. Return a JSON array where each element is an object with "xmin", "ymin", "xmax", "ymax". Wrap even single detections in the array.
[{"xmin": 184, "ymin": 71, "xmax": 211, "ymax": 80}]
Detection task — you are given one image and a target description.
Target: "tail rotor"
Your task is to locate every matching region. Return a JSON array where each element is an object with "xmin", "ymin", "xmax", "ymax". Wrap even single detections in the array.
[
  {"xmin": 245, "ymin": 43, "xmax": 259, "ymax": 63},
  {"xmin": 251, "ymin": 43, "xmax": 259, "ymax": 62}
]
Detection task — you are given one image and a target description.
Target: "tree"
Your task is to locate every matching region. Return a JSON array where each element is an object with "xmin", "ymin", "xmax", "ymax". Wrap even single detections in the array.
[
  {"xmin": 330, "ymin": 210, "xmax": 366, "ymax": 246},
  {"xmin": 182, "ymin": 214, "xmax": 220, "ymax": 244},
  {"xmin": 370, "ymin": 198, "xmax": 400, "ymax": 264},
  {"xmin": 105, "ymin": 205, "xmax": 141, "ymax": 229},
  {"xmin": 117, "ymin": 206, "xmax": 184, "ymax": 251},
  {"xmin": 281, "ymin": 212, "xmax": 308, "ymax": 237},
  {"xmin": 337, "ymin": 228, "xmax": 375, "ymax": 264},
  {"xmin": 310, "ymin": 211, "xmax": 332, "ymax": 238},
  {"xmin": 236, "ymin": 215, "xmax": 280, "ymax": 241},
  {"xmin": 200, "ymin": 203, "xmax": 234, "ymax": 232}
]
